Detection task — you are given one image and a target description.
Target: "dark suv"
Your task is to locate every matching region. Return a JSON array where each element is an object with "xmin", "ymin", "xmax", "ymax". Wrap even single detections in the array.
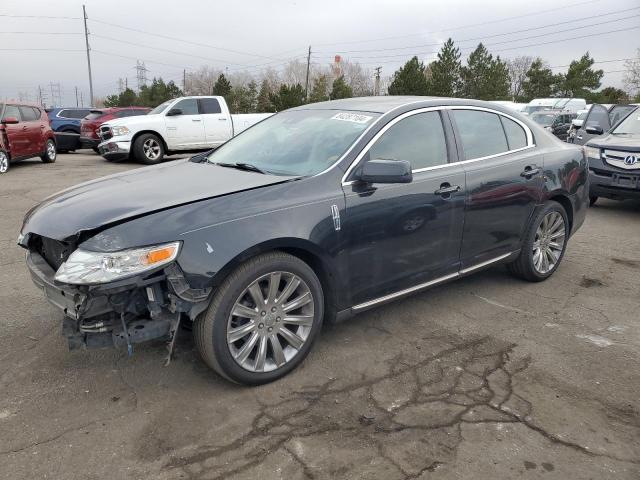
[
  {"xmin": 0, "ymin": 102, "xmax": 57, "ymax": 174},
  {"xmin": 19, "ymin": 97, "xmax": 587, "ymax": 384}
]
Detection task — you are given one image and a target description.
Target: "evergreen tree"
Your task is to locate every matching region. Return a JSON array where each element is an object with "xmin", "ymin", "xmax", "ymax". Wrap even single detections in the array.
[
  {"xmin": 460, "ymin": 43, "xmax": 508, "ymax": 100},
  {"xmin": 229, "ymin": 81, "xmax": 258, "ymax": 113},
  {"xmin": 269, "ymin": 84, "xmax": 306, "ymax": 111},
  {"xmin": 388, "ymin": 57, "xmax": 429, "ymax": 95},
  {"xmin": 426, "ymin": 38, "xmax": 462, "ymax": 97},
  {"xmin": 212, "ymin": 74, "xmax": 232, "ymax": 105},
  {"xmin": 521, "ymin": 58, "xmax": 561, "ymax": 100},
  {"xmin": 137, "ymin": 78, "xmax": 182, "ymax": 107},
  {"xmin": 486, "ymin": 56, "xmax": 511, "ymax": 100},
  {"xmin": 309, "ymin": 75, "xmax": 330, "ymax": 103},
  {"xmin": 329, "ymin": 75, "xmax": 353, "ymax": 100},
  {"xmin": 256, "ymin": 80, "xmax": 275, "ymax": 113},
  {"xmin": 104, "ymin": 88, "xmax": 138, "ymax": 107},
  {"xmin": 560, "ymin": 52, "xmax": 604, "ymax": 98},
  {"xmin": 589, "ymin": 86, "xmax": 628, "ymax": 104}
]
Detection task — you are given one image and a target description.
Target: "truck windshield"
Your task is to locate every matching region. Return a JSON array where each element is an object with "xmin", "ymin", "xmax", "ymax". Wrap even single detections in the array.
[
  {"xmin": 611, "ymin": 110, "xmax": 640, "ymax": 135},
  {"xmin": 207, "ymin": 109, "xmax": 380, "ymax": 176},
  {"xmin": 149, "ymin": 100, "xmax": 173, "ymax": 115}
]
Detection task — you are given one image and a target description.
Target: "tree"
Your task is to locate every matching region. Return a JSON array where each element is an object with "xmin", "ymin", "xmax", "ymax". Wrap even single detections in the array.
[
  {"xmin": 590, "ymin": 87, "xmax": 628, "ymax": 104},
  {"xmin": 329, "ymin": 75, "xmax": 353, "ymax": 100},
  {"xmin": 506, "ymin": 56, "xmax": 534, "ymax": 101},
  {"xmin": 185, "ymin": 66, "xmax": 221, "ymax": 95},
  {"xmin": 137, "ymin": 78, "xmax": 182, "ymax": 107},
  {"xmin": 212, "ymin": 73, "xmax": 232, "ymax": 106},
  {"xmin": 560, "ymin": 52, "xmax": 603, "ymax": 98},
  {"xmin": 229, "ymin": 81, "xmax": 258, "ymax": 113},
  {"xmin": 256, "ymin": 79, "xmax": 275, "ymax": 113},
  {"xmin": 103, "ymin": 87, "xmax": 138, "ymax": 107},
  {"xmin": 426, "ymin": 38, "xmax": 462, "ymax": 97},
  {"xmin": 521, "ymin": 58, "xmax": 561, "ymax": 100},
  {"xmin": 340, "ymin": 61, "xmax": 373, "ymax": 96},
  {"xmin": 309, "ymin": 75, "xmax": 330, "ymax": 103},
  {"xmin": 388, "ymin": 56, "xmax": 429, "ymax": 95},
  {"xmin": 460, "ymin": 43, "xmax": 510, "ymax": 100},
  {"xmin": 623, "ymin": 49, "xmax": 640, "ymax": 97},
  {"xmin": 269, "ymin": 84, "xmax": 306, "ymax": 111}
]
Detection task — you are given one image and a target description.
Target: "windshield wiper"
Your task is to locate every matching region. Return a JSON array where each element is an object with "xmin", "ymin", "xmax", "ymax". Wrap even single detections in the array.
[{"xmin": 214, "ymin": 162, "xmax": 266, "ymax": 174}]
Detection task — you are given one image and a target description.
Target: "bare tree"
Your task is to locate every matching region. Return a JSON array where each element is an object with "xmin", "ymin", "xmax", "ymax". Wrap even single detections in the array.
[
  {"xmin": 186, "ymin": 66, "xmax": 222, "ymax": 95},
  {"xmin": 340, "ymin": 60, "xmax": 373, "ymax": 96},
  {"xmin": 623, "ymin": 49, "xmax": 640, "ymax": 96},
  {"xmin": 282, "ymin": 59, "xmax": 308, "ymax": 86},
  {"xmin": 506, "ymin": 56, "xmax": 534, "ymax": 101}
]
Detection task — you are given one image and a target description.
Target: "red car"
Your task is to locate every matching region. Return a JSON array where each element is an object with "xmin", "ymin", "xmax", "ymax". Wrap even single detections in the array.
[
  {"xmin": 0, "ymin": 102, "xmax": 57, "ymax": 174},
  {"xmin": 80, "ymin": 107, "xmax": 151, "ymax": 151}
]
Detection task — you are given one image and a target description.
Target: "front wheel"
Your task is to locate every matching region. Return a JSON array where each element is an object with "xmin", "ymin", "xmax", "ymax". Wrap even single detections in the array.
[
  {"xmin": 194, "ymin": 252, "xmax": 324, "ymax": 385},
  {"xmin": 133, "ymin": 133, "xmax": 165, "ymax": 164},
  {"xmin": 40, "ymin": 139, "xmax": 56, "ymax": 163},
  {"xmin": 0, "ymin": 151, "xmax": 9, "ymax": 174},
  {"xmin": 508, "ymin": 201, "xmax": 569, "ymax": 282}
]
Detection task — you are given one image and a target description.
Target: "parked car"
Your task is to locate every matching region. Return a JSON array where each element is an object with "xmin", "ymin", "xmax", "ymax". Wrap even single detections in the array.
[
  {"xmin": 97, "ymin": 96, "xmax": 272, "ymax": 164},
  {"xmin": 572, "ymin": 103, "xmax": 638, "ymax": 145},
  {"xmin": 567, "ymin": 110, "xmax": 589, "ymax": 143},
  {"xmin": 0, "ymin": 102, "xmax": 57, "ymax": 174},
  {"xmin": 19, "ymin": 97, "xmax": 587, "ymax": 384},
  {"xmin": 46, "ymin": 107, "xmax": 93, "ymax": 134},
  {"xmin": 530, "ymin": 110, "xmax": 577, "ymax": 141},
  {"xmin": 585, "ymin": 109, "xmax": 640, "ymax": 205},
  {"xmin": 489, "ymin": 101, "xmax": 527, "ymax": 112},
  {"xmin": 80, "ymin": 107, "xmax": 151, "ymax": 151},
  {"xmin": 522, "ymin": 98, "xmax": 586, "ymax": 116}
]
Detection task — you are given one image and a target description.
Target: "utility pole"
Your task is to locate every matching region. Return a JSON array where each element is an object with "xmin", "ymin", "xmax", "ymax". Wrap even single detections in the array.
[
  {"xmin": 135, "ymin": 60, "xmax": 149, "ymax": 91},
  {"xmin": 82, "ymin": 5, "xmax": 94, "ymax": 107},
  {"xmin": 183, "ymin": 69, "xmax": 187, "ymax": 94},
  {"xmin": 304, "ymin": 46, "xmax": 311, "ymax": 101},
  {"xmin": 75, "ymin": 86, "xmax": 79, "ymax": 107},
  {"xmin": 80, "ymin": 91, "xmax": 84, "ymax": 107},
  {"xmin": 374, "ymin": 67, "xmax": 382, "ymax": 96}
]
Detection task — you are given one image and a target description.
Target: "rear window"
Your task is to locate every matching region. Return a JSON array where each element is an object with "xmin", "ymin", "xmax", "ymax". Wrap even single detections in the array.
[
  {"xmin": 19, "ymin": 106, "xmax": 40, "ymax": 121},
  {"xmin": 452, "ymin": 110, "xmax": 509, "ymax": 159},
  {"xmin": 85, "ymin": 110, "xmax": 105, "ymax": 121},
  {"xmin": 2, "ymin": 105, "xmax": 20, "ymax": 121},
  {"xmin": 58, "ymin": 109, "xmax": 92, "ymax": 119}
]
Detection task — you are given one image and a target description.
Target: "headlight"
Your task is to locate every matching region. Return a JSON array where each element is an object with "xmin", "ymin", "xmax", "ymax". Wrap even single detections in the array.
[
  {"xmin": 111, "ymin": 126, "xmax": 130, "ymax": 136},
  {"xmin": 54, "ymin": 241, "xmax": 180, "ymax": 285},
  {"xmin": 584, "ymin": 146, "xmax": 601, "ymax": 159}
]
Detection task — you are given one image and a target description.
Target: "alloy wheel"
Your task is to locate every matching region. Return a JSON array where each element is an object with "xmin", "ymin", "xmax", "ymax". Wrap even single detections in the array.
[
  {"xmin": 46, "ymin": 141, "xmax": 56, "ymax": 161},
  {"xmin": 0, "ymin": 152, "xmax": 8, "ymax": 173},
  {"xmin": 142, "ymin": 138, "xmax": 161, "ymax": 160},
  {"xmin": 532, "ymin": 211, "xmax": 566, "ymax": 274},
  {"xmin": 227, "ymin": 271, "xmax": 315, "ymax": 373}
]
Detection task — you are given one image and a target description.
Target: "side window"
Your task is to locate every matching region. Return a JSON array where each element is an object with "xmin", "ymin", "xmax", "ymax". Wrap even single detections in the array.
[
  {"xmin": 368, "ymin": 111, "xmax": 448, "ymax": 170},
  {"xmin": 172, "ymin": 99, "xmax": 199, "ymax": 115},
  {"xmin": 32, "ymin": 107, "xmax": 42, "ymax": 120},
  {"xmin": 452, "ymin": 110, "xmax": 508, "ymax": 159},
  {"xmin": 500, "ymin": 116, "xmax": 527, "ymax": 150},
  {"xmin": 585, "ymin": 105, "xmax": 610, "ymax": 130},
  {"xmin": 19, "ymin": 106, "xmax": 38, "ymax": 121},
  {"xmin": 2, "ymin": 105, "xmax": 21, "ymax": 121},
  {"xmin": 199, "ymin": 98, "xmax": 222, "ymax": 114}
]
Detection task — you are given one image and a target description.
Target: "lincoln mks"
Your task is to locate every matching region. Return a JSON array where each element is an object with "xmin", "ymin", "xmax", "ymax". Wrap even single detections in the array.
[{"xmin": 19, "ymin": 97, "xmax": 588, "ymax": 384}]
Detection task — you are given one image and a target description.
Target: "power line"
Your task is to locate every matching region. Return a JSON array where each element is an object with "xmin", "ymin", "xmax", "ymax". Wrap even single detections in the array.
[
  {"xmin": 317, "ymin": 7, "xmax": 640, "ymax": 54},
  {"xmin": 0, "ymin": 14, "xmax": 81, "ymax": 20}
]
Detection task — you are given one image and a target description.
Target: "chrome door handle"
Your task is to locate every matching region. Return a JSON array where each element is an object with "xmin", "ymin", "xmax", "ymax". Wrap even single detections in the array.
[
  {"xmin": 435, "ymin": 183, "xmax": 461, "ymax": 196},
  {"xmin": 218, "ymin": 117, "xmax": 227, "ymax": 121},
  {"xmin": 576, "ymin": 135, "xmax": 583, "ymax": 140},
  {"xmin": 192, "ymin": 119, "xmax": 202, "ymax": 122},
  {"xmin": 521, "ymin": 166, "xmax": 540, "ymax": 178}
]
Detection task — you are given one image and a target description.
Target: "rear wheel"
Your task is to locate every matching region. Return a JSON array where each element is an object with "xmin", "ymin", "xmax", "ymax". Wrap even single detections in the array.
[
  {"xmin": 194, "ymin": 252, "xmax": 324, "ymax": 385},
  {"xmin": 589, "ymin": 196, "xmax": 598, "ymax": 206},
  {"xmin": 40, "ymin": 139, "xmax": 56, "ymax": 163},
  {"xmin": 0, "ymin": 151, "xmax": 9, "ymax": 174},
  {"xmin": 133, "ymin": 133, "xmax": 164, "ymax": 164},
  {"xmin": 508, "ymin": 201, "xmax": 568, "ymax": 282}
]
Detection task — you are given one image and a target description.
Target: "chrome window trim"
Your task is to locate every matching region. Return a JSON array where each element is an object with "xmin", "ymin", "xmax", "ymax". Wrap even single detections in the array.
[{"xmin": 341, "ymin": 105, "xmax": 536, "ymax": 186}]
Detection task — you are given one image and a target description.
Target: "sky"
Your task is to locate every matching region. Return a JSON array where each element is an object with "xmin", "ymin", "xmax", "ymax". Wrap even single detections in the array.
[{"xmin": 1, "ymin": 0, "xmax": 638, "ymax": 106}]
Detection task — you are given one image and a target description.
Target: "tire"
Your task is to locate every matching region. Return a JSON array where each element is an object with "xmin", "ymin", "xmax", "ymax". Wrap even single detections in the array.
[
  {"xmin": 0, "ymin": 151, "xmax": 9, "ymax": 174},
  {"xmin": 589, "ymin": 196, "xmax": 598, "ymax": 206},
  {"xmin": 507, "ymin": 201, "xmax": 569, "ymax": 282},
  {"xmin": 194, "ymin": 252, "xmax": 324, "ymax": 385},
  {"xmin": 40, "ymin": 139, "xmax": 57, "ymax": 163},
  {"xmin": 133, "ymin": 133, "xmax": 165, "ymax": 164},
  {"xmin": 92, "ymin": 147, "xmax": 100, "ymax": 154}
]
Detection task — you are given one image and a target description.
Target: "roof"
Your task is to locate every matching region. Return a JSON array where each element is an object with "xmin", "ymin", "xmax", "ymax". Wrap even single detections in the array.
[{"xmin": 293, "ymin": 96, "xmax": 520, "ymax": 115}]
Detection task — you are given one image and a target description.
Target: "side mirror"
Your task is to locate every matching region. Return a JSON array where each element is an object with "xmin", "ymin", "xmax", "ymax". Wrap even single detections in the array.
[
  {"xmin": 585, "ymin": 125, "xmax": 604, "ymax": 135},
  {"xmin": 357, "ymin": 159, "xmax": 412, "ymax": 184},
  {"xmin": 1, "ymin": 116, "xmax": 19, "ymax": 124},
  {"xmin": 166, "ymin": 108, "xmax": 183, "ymax": 116}
]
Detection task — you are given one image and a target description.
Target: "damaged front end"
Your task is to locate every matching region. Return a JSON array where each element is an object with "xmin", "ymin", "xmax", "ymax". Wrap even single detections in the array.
[{"xmin": 22, "ymin": 234, "xmax": 211, "ymax": 359}]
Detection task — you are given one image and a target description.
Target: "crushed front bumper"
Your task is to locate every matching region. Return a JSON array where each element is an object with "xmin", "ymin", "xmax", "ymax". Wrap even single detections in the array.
[{"xmin": 98, "ymin": 140, "xmax": 131, "ymax": 161}]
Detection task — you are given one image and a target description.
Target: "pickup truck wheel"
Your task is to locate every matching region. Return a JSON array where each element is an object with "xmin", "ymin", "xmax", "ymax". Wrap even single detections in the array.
[
  {"xmin": 0, "ymin": 151, "xmax": 9, "ymax": 174},
  {"xmin": 133, "ymin": 134, "xmax": 165, "ymax": 164},
  {"xmin": 40, "ymin": 139, "xmax": 57, "ymax": 163},
  {"xmin": 507, "ymin": 201, "xmax": 568, "ymax": 282},
  {"xmin": 194, "ymin": 252, "xmax": 324, "ymax": 385}
]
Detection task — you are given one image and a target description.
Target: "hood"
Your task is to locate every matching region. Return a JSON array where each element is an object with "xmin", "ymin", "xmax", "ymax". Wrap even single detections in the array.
[
  {"xmin": 589, "ymin": 133, "xmax": 640, "ymax": 152},
  {"xmin": 103, "ymin": 113, "xmax": 160, "ymax": 128},
  {"xmin": 20, "ymin": 159, "xmax": 297, "ymax": 242}
]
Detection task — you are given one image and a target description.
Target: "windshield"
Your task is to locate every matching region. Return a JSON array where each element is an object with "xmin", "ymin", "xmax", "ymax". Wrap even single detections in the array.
[
  {"xmin": 611, "ymin": 110, "xmax": 640, "ymax": 135},
  {"xmin": 576, "ymin": 111, "xmax": 587, "ymax": 120},
  {"xmin": 149, "ymin": 100, "xmax": 173, "ymax": 115},
  {"xmin": 207, "ymin": 109, "xmax": 379, "ymax": 176},
  {"xmin": 531, "ymin": 113, "xmax": 555, "ymax": 126}
]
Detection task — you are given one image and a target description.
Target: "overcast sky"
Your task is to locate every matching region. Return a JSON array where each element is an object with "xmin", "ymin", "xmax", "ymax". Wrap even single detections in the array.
[{"xmin": 1, "ymin": 0, "xmax": 638, "ymax": 106}]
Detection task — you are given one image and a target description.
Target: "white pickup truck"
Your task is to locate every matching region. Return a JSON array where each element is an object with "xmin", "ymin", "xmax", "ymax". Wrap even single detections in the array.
[{"xmin": 97, "ymin": 96, "xmax": 272, "ymax": 164}]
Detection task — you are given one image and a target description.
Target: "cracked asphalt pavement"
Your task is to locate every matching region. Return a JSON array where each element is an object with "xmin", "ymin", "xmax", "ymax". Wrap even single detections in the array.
[{"xmin": 1, "ymin": 153, "xmax": 639, "ymax": 479}]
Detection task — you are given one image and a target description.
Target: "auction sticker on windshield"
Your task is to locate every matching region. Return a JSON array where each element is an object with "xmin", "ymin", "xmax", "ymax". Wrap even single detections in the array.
[{"xmin": 331, "ymin": 112, "xmax": 373, "ymax": 124}]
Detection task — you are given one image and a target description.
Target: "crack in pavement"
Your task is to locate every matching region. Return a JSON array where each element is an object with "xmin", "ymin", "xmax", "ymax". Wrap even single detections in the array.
[{"xmin": 157, "ymin": 336, "xmax": 639, "ymax": 479}]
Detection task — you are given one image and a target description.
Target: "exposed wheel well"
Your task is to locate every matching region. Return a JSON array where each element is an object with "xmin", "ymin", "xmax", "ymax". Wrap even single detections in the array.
[{"xmin": 549, "ymin": 195, "xmax": 574, "ymax": 231}]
